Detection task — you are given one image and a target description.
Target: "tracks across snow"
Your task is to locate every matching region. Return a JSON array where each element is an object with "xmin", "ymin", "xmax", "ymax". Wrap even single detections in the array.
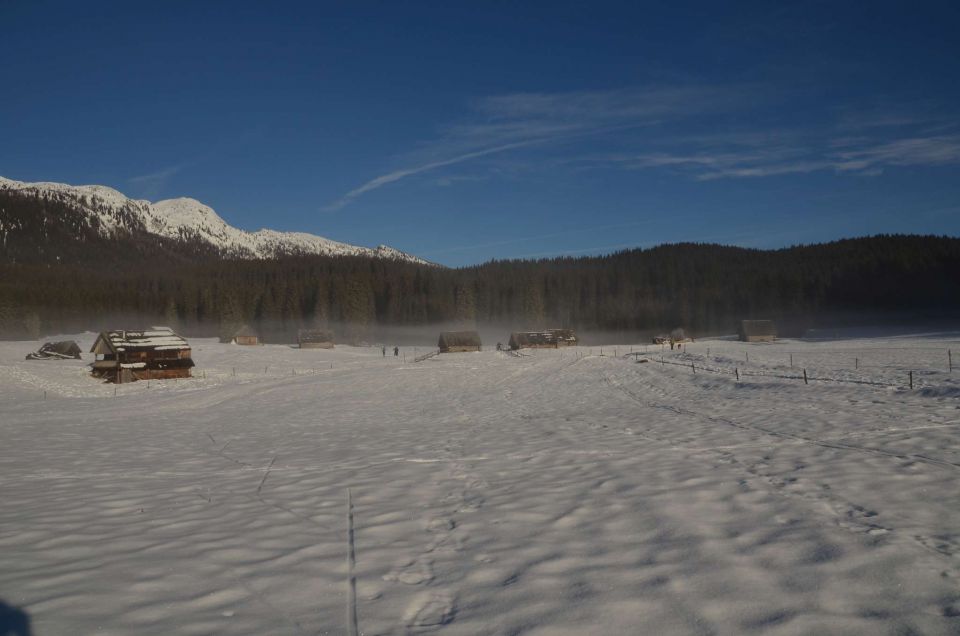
[{"xmin": 2, "ymin": 340, "xmax": 960, "ymax": 633}]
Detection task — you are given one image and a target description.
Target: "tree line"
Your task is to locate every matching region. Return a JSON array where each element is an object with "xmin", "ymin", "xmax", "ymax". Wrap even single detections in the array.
[{"xmin": 1, "ymin": 229, "xmax": 958, "ymax": 342}]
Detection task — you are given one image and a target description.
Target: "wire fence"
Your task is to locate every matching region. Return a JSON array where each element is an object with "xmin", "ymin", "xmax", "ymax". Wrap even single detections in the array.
[
  {"xmin": 620, "ymin": 349, "xmax": 960, "ymax": 390},
  {"xmin": 413, "ymin": 349, "xmax": 440, "ymax": 362}
]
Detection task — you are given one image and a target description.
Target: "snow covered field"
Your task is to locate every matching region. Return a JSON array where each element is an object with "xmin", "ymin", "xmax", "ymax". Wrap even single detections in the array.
[{"xmin": 1, "ymin": 332, "xmax": 959, "ymax": 635}]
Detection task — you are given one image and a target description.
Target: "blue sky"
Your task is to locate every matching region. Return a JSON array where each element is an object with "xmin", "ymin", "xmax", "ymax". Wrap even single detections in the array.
[{"xmin": 2, "ymin": 1, "xmax": 959, "ymax": 265}]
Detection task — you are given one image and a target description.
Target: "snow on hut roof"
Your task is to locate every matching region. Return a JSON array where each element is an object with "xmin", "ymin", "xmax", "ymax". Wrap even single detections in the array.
[
  {"xmin": 298, "ymin": 328, "xmax": 334, "ymax": 342},
  {"xmin": 233, "ymin": 323, "xmax": 258, "ymax": 337},
  {"xmin": 91, "ymin": 328, "xmax": 191, "ymax": 353},
  {"xmin": 26, "ymin": 341, "xmax": 82, "ymax": 360},
  {"xmin": 438, "ymin": 331, "xmax": 482, "ymax": 347},
  {"xmin": 509, "ymin": 329, "xmax": 578, "ymax": 346}
]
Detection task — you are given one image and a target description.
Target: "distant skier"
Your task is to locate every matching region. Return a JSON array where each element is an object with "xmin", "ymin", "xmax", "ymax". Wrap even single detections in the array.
[
  {"xmin": 394, "ymin": 346, "xmax": 399, "ymax": 357},
  {"xmin": 382, "ymin": 346, "xmax": 386, "ymax": 357}
]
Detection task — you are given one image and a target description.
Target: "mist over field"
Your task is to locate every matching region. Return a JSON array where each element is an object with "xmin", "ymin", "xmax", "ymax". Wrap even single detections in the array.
[{"xmin": 2, "ymin": 236, "xmax": 959, "ymax": 345}]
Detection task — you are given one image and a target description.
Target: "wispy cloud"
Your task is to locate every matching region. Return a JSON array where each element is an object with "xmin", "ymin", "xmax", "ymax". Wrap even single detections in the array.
[
  {"xmin": 126, "ymin": 127, "xmax": 267, "ymax": 201},
  {"xmin": 325, "ymin": 85, "xmax": 746, "ymax": 210},
  {"xmin": 326, "ymin": 89, "xmax": 960, "ymax": 210},
  {"xmin": 835, "ymin": 135, "xmax": 960, "ymax": 167},
  {"xmin": 127, "ymin": 164, "xmax": 184, "ymax": 199},
  {"xmin": 324, "ymin": 139, "xmax": 545, "ymax": 211},
  {"xmin": 590, "ymin": 129, "xmax": 960, "ymax": 181}
]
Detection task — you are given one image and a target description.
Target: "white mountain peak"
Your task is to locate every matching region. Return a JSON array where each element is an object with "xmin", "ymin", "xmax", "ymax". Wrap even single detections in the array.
[{"xmin": 0, "ymin": 176, "xmax": 429, "ymax": 264}]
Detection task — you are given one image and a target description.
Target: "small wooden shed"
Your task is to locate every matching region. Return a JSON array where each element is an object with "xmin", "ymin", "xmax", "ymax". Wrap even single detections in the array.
[
  {"xmin": 26, "ymin": 341, "xmax": 82, "ymax": 360},
  {"xmin": 230, "ymin": 324, "xmax": 260, "ymax": 346},
  {"xmin": 739, "ymin": 320, "xmax": 777, "ymax": 342},
  {"xmin": 299, "ymin": 329, "xmax": 334, "ymax": 349},
  {"xmin": 438, "ymin": 331, "xmax": 481, "ymax": 353},
  {"xmin": 509, "ymin": 329, "xmax": 578, "ymax": 350},
  {"xmin": 90, "ymin": 327, "xmax": 195, "ymax": 383}
]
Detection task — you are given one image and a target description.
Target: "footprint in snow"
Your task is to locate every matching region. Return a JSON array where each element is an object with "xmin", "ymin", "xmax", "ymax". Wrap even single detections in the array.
[
  {"xmin": 403, "ymin": 592, "xmax": 457, "ymax": 632},
  {"xmin": 383, "ymin": 557, "xmax": 434, "ymax": 585}
]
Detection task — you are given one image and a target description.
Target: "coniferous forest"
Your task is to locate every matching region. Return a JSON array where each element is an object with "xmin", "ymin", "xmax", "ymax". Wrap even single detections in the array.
[
  {"xmin": 2, "ymin": 184, "xmax": 959, "ymax": 342},
  {"xmin": 1, "ymin": 235, "xmax": 958, "ymax": 342}
]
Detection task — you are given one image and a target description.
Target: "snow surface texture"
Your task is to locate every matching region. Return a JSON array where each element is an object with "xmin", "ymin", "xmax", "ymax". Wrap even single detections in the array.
[
  {"xmin": 0, "ymin": 176, "xmax": 428, "ymax": 264},
  {"xmin": 1, "ymin": 333, "xmax": 960, "ymax": 634}
]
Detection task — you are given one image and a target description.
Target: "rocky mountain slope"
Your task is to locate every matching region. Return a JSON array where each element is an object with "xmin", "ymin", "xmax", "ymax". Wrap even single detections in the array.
[{"xmin": 0, "ymin": 176, "xmax": 427, "ymax": 264}]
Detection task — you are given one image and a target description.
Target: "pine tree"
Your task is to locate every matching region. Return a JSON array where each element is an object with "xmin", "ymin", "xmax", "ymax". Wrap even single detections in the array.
[
  {"xmin": 163, "ymin": 297, "xmax": 179, "ymax": 330},
  {"xmin": 217, "ymin": 292, "xmax": 244, "ymax": 343}
]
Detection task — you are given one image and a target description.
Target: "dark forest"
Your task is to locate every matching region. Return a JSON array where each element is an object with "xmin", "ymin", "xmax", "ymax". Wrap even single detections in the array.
[{"xmin": 2, "ymin": 189, "xmax": 959, "ymax": 342}]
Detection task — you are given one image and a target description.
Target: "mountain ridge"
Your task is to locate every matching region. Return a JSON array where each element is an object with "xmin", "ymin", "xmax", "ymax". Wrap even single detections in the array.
[{"xmin": 0, "ymin": 176, "xmax": 429, "ymax": 264}]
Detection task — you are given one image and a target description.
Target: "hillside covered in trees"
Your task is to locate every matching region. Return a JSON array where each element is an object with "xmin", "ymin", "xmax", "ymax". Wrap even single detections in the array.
[{"xmin": 1, "ymin": 226, "xmax": 958, "ymax": 342}]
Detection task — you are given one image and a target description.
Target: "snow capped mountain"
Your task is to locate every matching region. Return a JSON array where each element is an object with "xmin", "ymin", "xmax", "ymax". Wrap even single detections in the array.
[{"xmin": 0, "ymin": 176, "xmax": 430, "ymax": 264}]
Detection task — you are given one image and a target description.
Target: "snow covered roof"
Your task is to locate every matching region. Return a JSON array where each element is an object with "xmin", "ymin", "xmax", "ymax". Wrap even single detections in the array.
[
  {"xmin": 232, "ymin": 323, "xmax": 258, "ymax": 337},
  {"xmin": 509, "ymin": 329, "xmax": 578, "ymax": 347},
  {"xmin": 438, "ymin": 331, "xmax": 482, "ymax": 347},
  {"xmin": 298, "ymin": 328, "xmax": 334, "ymax": 342},
  {"xmin": 91, "ymin": 328, "xmax": 191, "ymax": 354}
]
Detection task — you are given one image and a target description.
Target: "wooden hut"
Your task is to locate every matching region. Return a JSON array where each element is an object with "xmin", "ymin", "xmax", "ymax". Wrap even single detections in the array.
[
  {"xmin": 438, "ymin": 331, "xmax": 481, "ymax": 353},
  {"xmin": 739, "ymin": 320, "xmax": 777, "ymax": 342},
  {"xmin": 26, "ymin": 341, "xmax": 82, "ymax": 360},
  {"xmin": 230, "ymin": 324, "xmax": 260, "ymax": 346},
  {"xmin": 299, "ymin": 329, "xmax": 334, "ymax": 349},
  {"xmin": 509, "ymin": 329, "xmax": 578, "ymax": 350},
  {"xmin": 90, "ymin": 327, "xmax": 195, "ymax": 383}
]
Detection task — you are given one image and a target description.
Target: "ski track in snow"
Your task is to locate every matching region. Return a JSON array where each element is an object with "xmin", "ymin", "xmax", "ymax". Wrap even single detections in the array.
[{"xmin": 1, "ymin": 335, "xmax": 960, "ymax": 634}]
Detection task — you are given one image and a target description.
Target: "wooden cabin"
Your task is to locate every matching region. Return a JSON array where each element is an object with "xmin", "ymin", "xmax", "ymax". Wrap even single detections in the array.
[
  {"xmin": 230, "ymin": 324, "xmax": 260, "ymax": 346},
  {"xmin": 299, "ymin": 329, "xmax": 334, "ymax": 349},
  {"xmin": 509, "ymin": 329, "xmax": 578, "ymax": 350},
  {"xmin": 438, "ymin": 331, "xmax": 482, "ymax": 353},
  {"xmin": 90, "ymin": 328, "xmax": 195, "ymax": 383},
  {"xmin": 739, "ymin": 320, "xmax": 777, "ymax": 342},
  {"xmin": 26, "ymin": 340, "xmax": 82, "ymax": 360}
]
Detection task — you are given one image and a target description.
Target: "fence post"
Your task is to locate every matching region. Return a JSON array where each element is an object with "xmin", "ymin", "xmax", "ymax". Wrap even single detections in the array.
[
  {"xmin": 909, "ymin": 370, "xmax": 913, "ymax": 390},
  {"xmin": 950, "ymin": 349, "xmax": 953, "ymax": 373},
  {"xmin": 735, "ymin": 367, "xmax": 739, "ymax": 381},
  {"xmin": 746, "ymin": 352, "xmax": 749, "ymax": 363},
  {"xmin": 790, "ymin": 353, "xmax": 793, "ymax": 367},
  {"xmin": 855, "ymin": 357, "xmax": 858, "ymax": 370},
  {"xmin": 691, "ymin": 362, "xmax": 696, "ymax": 374},
  {"xmin": 803, "ymin": 369, "xmax": 808, "ymax": 385}
]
